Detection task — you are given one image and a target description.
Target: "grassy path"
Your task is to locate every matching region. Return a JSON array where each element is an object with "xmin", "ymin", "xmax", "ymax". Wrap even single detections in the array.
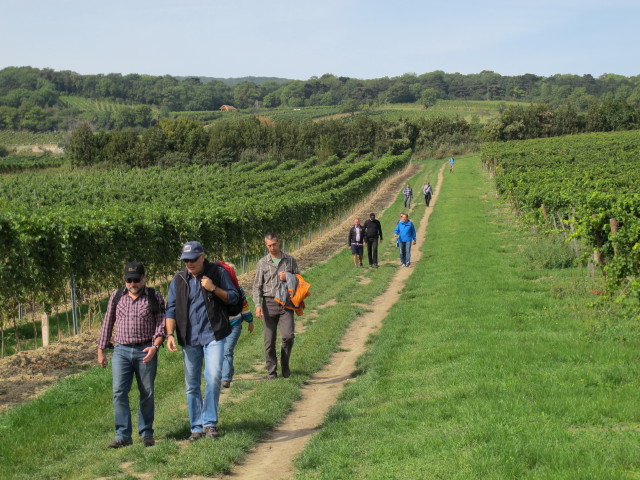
[
  {"xmin": 224, "ymin": 163, "xmax": 447, "ymax": 480},
  {"xmin": 294, "ymin": 156, "xmax": 640, "ymax": 479}
]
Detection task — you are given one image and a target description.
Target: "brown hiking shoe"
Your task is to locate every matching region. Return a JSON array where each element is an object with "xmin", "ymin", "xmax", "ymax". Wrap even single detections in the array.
[
  {"xmin": 142, "ymin": 436, "xmax": 155, "ymax": 447},
  {"xmin": 108, "ymin": 437, "xmax": 133, "ymax": 449},
  {"xmin": 204, "ymin": 426, "xmax": 219, "ymax": 439},
  {"xmin": 221, "ymin": 380, "xmax": 231, "ymax": 388},
  {"xmin": 188, "ymin": 432, "xmax": 204, "ymax": 442}
]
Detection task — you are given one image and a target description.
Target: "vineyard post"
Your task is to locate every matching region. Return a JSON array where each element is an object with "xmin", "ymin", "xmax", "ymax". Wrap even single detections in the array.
[
  {"xmin": 41, "ymin": 313, "xmax": 49, "ymax": 347},
  {"xmin": 70, "ymin": 275, "xmax": 79, "ymax": 335},
  {"xmin": 569, "ymin": 208, "xmax": 579, "ymax": 258},
  {"xmin": 541, "ymin": 204, "xmax": 548, "ymax": 225},
  {"xmin": 610, "ymin": 218, "xmax": 618, "ymax": 256}
]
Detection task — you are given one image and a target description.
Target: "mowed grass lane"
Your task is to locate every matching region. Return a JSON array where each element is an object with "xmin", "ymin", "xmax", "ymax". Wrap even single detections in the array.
[{"xmin": 294, "ymin": 156, "xmax": 640, "ymax": 479}]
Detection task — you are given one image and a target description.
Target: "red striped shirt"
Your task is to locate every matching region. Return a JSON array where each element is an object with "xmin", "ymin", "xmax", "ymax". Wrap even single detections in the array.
[{"xmin": 97, "ymin": 287, "xmax": 166, "ymax": 349}]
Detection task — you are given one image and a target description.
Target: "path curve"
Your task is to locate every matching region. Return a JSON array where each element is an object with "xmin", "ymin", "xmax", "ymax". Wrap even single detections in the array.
[{"xmin": 214, "ymin": 162, "xmax": 446, "ymax": 480}]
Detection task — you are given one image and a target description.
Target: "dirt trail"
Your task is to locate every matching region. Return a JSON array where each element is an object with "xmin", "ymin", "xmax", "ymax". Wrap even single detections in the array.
[
  {"xmin": 0, "ymin": 164, "xmax": 419, "ymax": 414},
  {"xmin": 214, "ymin": 162, "xmax": 446, "ymax": 480}
]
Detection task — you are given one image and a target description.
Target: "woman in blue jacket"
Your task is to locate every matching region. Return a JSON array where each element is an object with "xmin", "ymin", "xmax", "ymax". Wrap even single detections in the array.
[{"xmin": 393, "ymin": 213, "xmax": 417, "ymax": 267}]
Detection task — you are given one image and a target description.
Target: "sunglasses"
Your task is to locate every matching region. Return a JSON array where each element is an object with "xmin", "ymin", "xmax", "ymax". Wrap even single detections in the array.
[
  {"xmin": 125, "ymin": 278, "xmax": 141, "ymax": 283},
  {"xmin": 183, "ymin": 257, "xmax": 200, "ymax": 263}
]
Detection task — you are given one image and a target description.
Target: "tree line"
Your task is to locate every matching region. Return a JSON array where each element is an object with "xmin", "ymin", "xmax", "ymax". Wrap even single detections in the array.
[
  {"xmin": 2, "ymin": 66, "xmax": 640, "ymax": 132},
  {"xmin": 485, "ymin": 98, "xmax": 640, "ymax": 141},
  {"xmin": 66, "ymin": 115, "xmax": 476, "ymax": 168}
]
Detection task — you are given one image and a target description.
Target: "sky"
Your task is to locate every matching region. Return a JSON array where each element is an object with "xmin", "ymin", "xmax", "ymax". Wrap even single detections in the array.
[{"xmin": 1, "ymin": 0, "xmax": 638, "ymax": 81}]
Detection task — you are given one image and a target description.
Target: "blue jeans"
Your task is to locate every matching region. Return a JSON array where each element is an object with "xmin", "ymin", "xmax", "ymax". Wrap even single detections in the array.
[
  {"xmin": 182, "ymin": 338, "xmax": 226, "ymax": 432},
  {"xmin": 222, "ymin": 321, "xmax": 242, "ymax": 382},
  {"xmin": 398, "ymin": 241, "xmax": 412, "ymax": 265},
  {"xmin": 112, "ymin": 343, "xmax": 157, "ymax": 440}
]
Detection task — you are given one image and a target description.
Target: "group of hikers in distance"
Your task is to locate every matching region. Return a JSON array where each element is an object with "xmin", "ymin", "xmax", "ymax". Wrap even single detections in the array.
[{"xmin": 97, "ymin": 157, "xmax": 451, "ymax": 449}]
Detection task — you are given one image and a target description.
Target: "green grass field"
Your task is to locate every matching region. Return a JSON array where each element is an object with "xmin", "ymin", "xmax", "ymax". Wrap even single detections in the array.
[{"xmin": 295, "ymin": 156, "xmax": 640, "ymax": 479}]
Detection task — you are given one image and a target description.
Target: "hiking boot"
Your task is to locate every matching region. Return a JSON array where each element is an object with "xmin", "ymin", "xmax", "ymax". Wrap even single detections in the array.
[
  {"xmin": 188, "ymin": 432, "xmax": 204, "ymax": 442},
  {"xmin": 267, "ymin": 373, "xmax": 278, "ymax": 380},
  {"xmin": 221, "ymin": 380, "xmax": 231, "ymax": 388},
  {"xmin": 204, "ymin": 426, "xmax": 220, "ymax": 439},
  {"xmin": 142, "ymin": 436, "xmax": 155, "ymax": 447},
  {"xmin": 281, "ymin": 365, "xmax": 291, "ymax": 378},
  {"xmin": 108, "ymin": 437, "xmax": 133, "ymax": 449}
]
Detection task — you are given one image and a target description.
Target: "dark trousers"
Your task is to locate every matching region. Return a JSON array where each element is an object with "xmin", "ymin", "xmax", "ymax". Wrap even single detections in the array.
[
  {"xmin": 366, "ymin": 238, "xmax": 379, "ymax": 266},
  {"xmin": 424, "ymin": 193, "xmax": 432, "ymax": 206},
  {"xmin": 262, "ymin": 297, "xmax": 295, "ymax": 376}
]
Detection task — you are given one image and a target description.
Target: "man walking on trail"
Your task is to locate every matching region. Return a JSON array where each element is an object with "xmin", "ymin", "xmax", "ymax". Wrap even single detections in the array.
[
  {"xmin": 403, "ymin": 183, "xmax": 413, "ymax": 208},
  {"xmin": 97, "ymin": 261, "xmax": 166, "ymax": 449},
  {"xmin": 252, "ymin": 233, "xmax": 300, "ymax": 379},
  {"xmin": 393, "ymin": 213, "xmax": 417, "ymax": 267},
  {"xmin": 364, "ymin": 213, "xmax": 383, "ymax": 267},
  {"xmin": 348, "ymin": 217, "xmax": 365, "ymax": 267},
  {"xmin": 423, "ymin": 182, "xmax": 432, "ymax": 207},
  {"xmin": 449, "ymin": 157, "xmax": 455, "ymax": 173},
  {"xmin": 165, "ymin": 241, "xmax": 238, "ymax": 441},
  {"xmin": 364, "ymin": 213, "xmax": 382, "ymax": 267}
]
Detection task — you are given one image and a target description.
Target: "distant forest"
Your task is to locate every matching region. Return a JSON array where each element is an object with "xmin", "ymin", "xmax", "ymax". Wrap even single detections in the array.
[{"xmin": 1, "ymin": 66, "xmax": 639, "ymax": 133}]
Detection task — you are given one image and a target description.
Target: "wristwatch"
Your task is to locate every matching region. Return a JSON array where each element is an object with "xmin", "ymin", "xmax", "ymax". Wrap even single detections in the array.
[
  {"xmin": 166, "ymin": 333, "xmax": 174, "ymax": 338},
  {"xmin": 154, "ymin": 344, "xmax": 160, "ymax": 351}
]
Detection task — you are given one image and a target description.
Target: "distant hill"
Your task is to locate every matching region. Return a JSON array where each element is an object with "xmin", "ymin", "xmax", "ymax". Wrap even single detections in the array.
[{"xmin": 175, "ymin": 76, "xmax": 293, "ymax": 86}]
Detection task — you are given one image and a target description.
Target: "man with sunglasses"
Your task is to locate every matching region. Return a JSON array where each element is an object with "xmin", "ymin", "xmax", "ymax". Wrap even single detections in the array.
[
  {"xmin": 97, "ymin": 261, "xmax": 166, "ymax": 449},
  {"xmin": 165, "ymin": 241, "xmax": 237, "ymax": 441}
]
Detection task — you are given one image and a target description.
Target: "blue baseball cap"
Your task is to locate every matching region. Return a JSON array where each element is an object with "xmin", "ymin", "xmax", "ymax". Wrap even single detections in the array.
[{"xmin": 180, "ymin": 241, "xmax": 204, "ymax": 260}]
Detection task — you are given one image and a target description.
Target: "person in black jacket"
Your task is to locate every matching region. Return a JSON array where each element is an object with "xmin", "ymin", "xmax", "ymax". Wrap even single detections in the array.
[
  {"xmin": 363, "ymin": 213, "xmax": 383, "ymax": 267},
  {"xmin": 165, "ymin": 241, "xmax": 238, "ymax": 441},
  {"xmin": 348, "ymin": 218, "xmax": 365, "ymax": 267}
]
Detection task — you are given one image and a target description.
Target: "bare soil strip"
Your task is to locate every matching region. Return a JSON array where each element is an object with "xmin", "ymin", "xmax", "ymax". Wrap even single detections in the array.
[
  {"xmin": 215, "ymin": 162, "xmax": 446, "ymax": 480},
  {"xmin": 0, "ymin": 165, "xmax": 418, "ymax": 414}
]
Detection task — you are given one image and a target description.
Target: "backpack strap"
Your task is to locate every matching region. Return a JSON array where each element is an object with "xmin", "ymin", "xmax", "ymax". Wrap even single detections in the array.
[{"xmin": 146, "ymin": 287, "xmax": 159, "ymax": 315}]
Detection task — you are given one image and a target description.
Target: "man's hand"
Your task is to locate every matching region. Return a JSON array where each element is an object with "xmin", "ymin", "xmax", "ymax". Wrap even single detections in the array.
[
  {"xmin": 201, "ymin": 275, "xmax": 215, "ymax": 292},
  {"xmin": 97, "ymin": 349, "xmax": 108, "ymax": 368},
  {"xmin": 278, "ymin": 271, "xmax": 286, "ymax": 282},
  {"xmin": 142, "ymin": 345, "xmax": 158, "ymax": 363},
  {"xmin": 255, "ymin": 306, "xmax": 263, "ymax": 319},
  {"xmin": 166, "ymin": 335, "xmax": 178, "ymax": 352}
]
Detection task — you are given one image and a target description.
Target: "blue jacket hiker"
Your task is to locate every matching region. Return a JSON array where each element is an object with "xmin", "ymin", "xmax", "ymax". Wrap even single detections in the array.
[{"xmin": 393, "ymin": 213, "xmax": 417, "ymax": 267}]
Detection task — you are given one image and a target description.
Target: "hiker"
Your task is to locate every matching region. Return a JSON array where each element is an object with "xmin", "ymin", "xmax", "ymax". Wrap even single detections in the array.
[
  {"xmin": 347, "ymin": 218, "xmax": 365, "ymax": 267},
  {"xmin": 97, "ymin": 261, "xmax": 166, "ymax": 449},
  {"xmin": 403, "ymin": 183, "xmax": 413, "ymax": 208},
  {"xmin": 449, "ymin": 157, "xmax": 455, "ymax": 173},
  {"xmin": 423, "ymin": 182, "xmax": 432, "ymax": 207},
  {"xmin": 221, "ymin": 263, "xmax": 254, "ymax": 389},
  {"xmin": 252, "ymin": 233, "xmax": 300, "ymax": 379},
  {"xmin": 165, "ymin": 241, "xmax": 239, "ymax": 441},
  {"xmin": 393, "ymin": 213, "xmax": 417, "ymax": 267},
  {"xmin": 364, "ymin": 213, "xmax": 383, "ymax": 267}
]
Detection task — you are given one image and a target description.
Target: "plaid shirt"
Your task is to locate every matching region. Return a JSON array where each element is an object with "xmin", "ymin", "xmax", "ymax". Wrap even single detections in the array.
[
  {"xmin": 252, "ymin": 252, "xmax": 299, "ymax": 305},
  {"xmin": 97, "ymin": 287, "xmax": 166, "ymax": 350}
]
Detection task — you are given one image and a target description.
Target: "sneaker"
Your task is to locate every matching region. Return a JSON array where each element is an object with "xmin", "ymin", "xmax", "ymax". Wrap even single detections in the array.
[
  {"xmin": 142, "ymin": 436, "xmax": 155, "ymax": 447},
  {"xmin": 108, "ymin": 437, "xmax": 133, "ymax": 449},
  {"xmin": 267, "ymin": 373, "xmax": 278, "ymax": 380},
  {"xmin": 221, "ymin": 380, "xmax": 231, "ymax": 388},
  {"xmin": 188, "ymin": 432, "xmax": 204, "ymax": 442},
  {"xmin": 204, "ymin": 426, "xmax": 219, "ymax": 439}
]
